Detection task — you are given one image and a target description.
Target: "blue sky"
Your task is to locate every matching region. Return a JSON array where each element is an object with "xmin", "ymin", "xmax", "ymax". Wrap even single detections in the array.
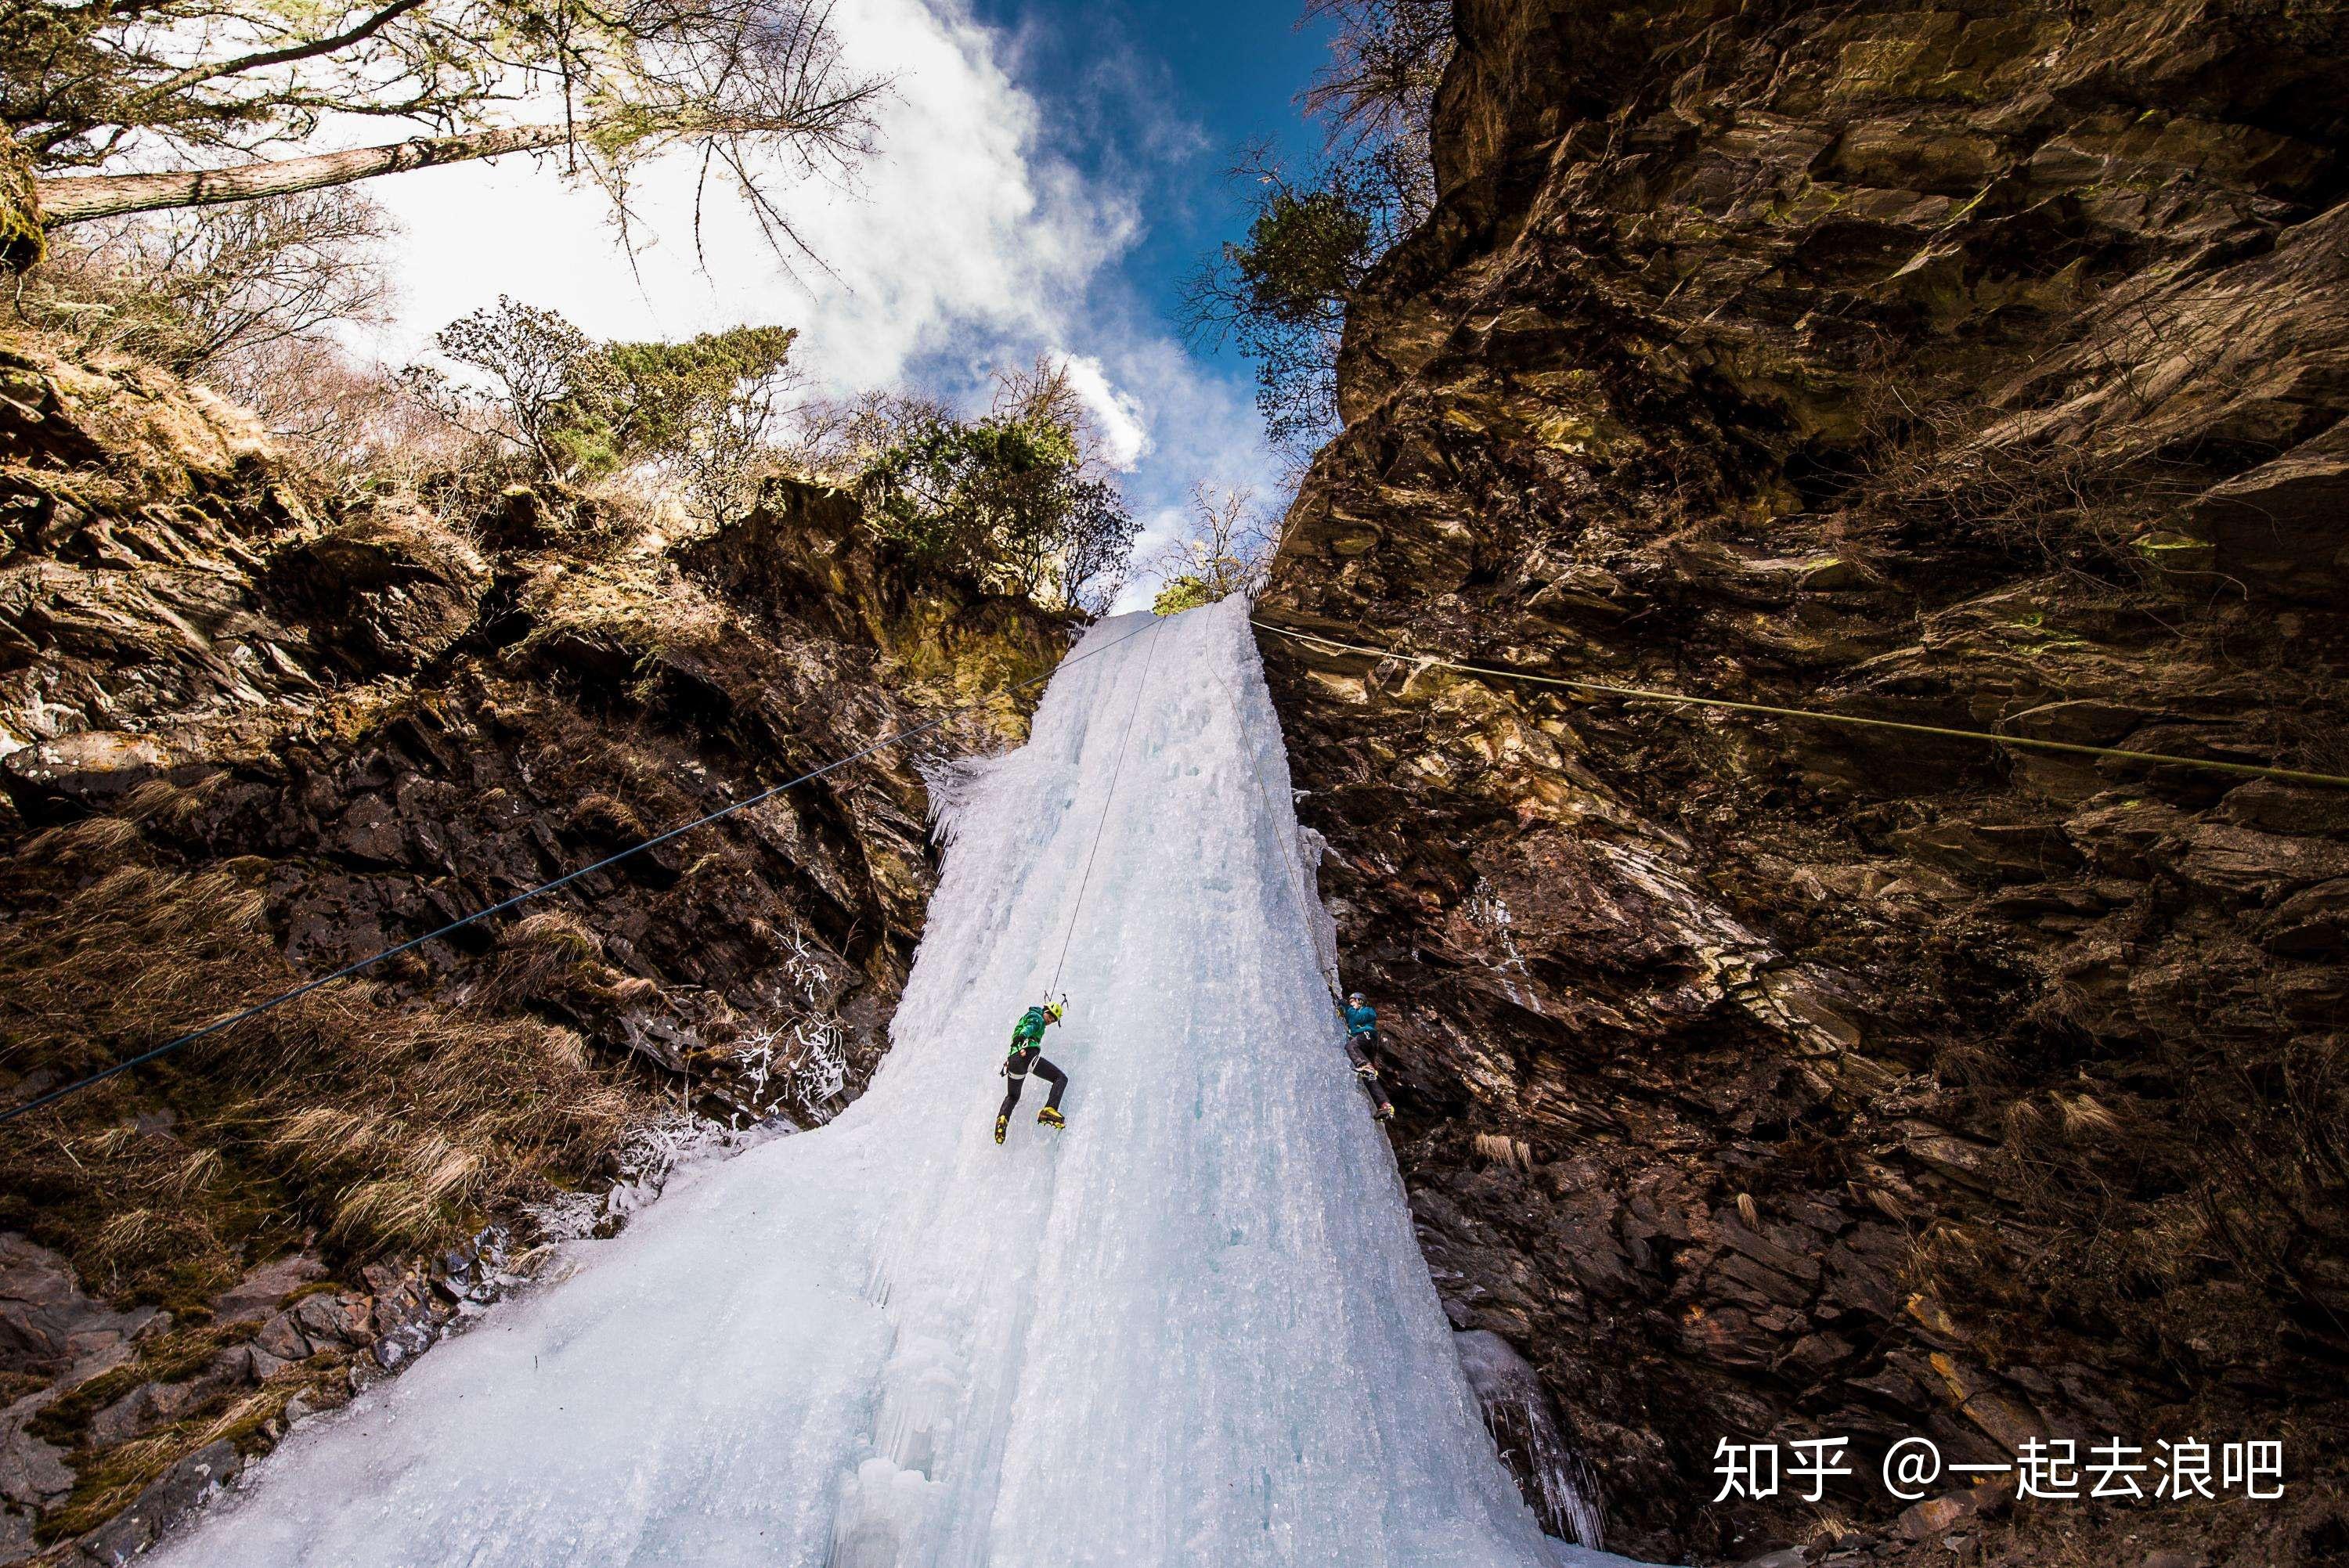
[
  {"xmin": 962, "ymin": 0, "xmax": 1336, "ymax": 377},
  {"xmin": 364, "ymin": 0, "xmax": 1338, "ymax": 602}
]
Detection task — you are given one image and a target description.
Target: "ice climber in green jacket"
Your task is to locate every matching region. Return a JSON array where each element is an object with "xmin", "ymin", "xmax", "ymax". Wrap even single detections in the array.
[
  {"xmin": 995, "ymin": 1000, "xmax": 1069, "ymax": 1144},
  {"xmin": 1342, "ymin": 992, "xmax": 1396, "ymax": 1121}
]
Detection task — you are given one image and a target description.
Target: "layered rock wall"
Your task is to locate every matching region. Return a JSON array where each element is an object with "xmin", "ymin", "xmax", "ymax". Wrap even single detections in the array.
[{"xmin": 1261, "ymin": 2, "xmax": 2349, "ymax": 1560}]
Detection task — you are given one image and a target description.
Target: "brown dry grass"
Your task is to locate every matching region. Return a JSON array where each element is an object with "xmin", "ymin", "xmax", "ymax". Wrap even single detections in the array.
[
  {"xmin": 1471, "ymin": 1131, "xmax": 1536, "ymax": 1171},
  {"xmin": 517, "ymin": 540, "xmax": 734, "ymax": 665},
  {"xmin": 471, "ymin": 908, "xmax": 667, "ymax": 1022},
  {"xmin": 0, "ymin": 833, "xmax": 639, "ymax": 1309},
  {"xmin": 1813, "ymin": 353, "xmax": 2188, "ymax": 590}
]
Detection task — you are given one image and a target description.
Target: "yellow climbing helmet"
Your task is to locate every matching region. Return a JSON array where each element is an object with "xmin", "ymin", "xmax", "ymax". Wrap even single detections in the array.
[{"xmin": 1045, "ymin": 1000, "xmax": 1066, "ymax": 1022}]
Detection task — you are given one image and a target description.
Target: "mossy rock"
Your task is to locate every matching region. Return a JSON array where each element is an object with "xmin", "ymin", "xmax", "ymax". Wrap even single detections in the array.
[{"xmin": 0, "ymin": 142, "xmax": 43, "ymax": 273}]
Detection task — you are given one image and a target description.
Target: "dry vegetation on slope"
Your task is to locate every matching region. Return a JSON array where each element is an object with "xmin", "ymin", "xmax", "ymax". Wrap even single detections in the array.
[{"xmin": 0, "ymin": 330, "xmax": 1066, "ymax": 1559}]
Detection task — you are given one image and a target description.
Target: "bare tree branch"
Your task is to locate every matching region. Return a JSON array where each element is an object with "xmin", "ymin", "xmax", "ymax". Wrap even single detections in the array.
[
  {"xmin": 123, "ymin": 0, "xmax": 432, "ymax": 114},
  {"xmin": 35, "ymin": 124, "xmax": 572, "ymax": 222},
  {"xmin": 5, "ymin": 0, "xmax": 882, "ymax": 258}
]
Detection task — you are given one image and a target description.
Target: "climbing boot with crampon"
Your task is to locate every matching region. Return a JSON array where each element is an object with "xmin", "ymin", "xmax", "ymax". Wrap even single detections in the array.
[
  {"xmin": 1377, "ymin": 1102, "xmax": 1395, "ymax": 1122},
  {"xmin": 994, "ymin": 1115, "xmax": 1009, "ymax": 1145},
  {"xmin": 1037, "ymin": 1107, "xmax": 1066, "ymax": 1130}
]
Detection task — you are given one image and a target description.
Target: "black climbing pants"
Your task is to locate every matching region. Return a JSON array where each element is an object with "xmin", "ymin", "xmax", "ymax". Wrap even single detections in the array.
[
  {"xmin": 999, "ymin": 1048, "xmax": 1066, "ymax": 1117},
  {"xmin": 1345, "ymin": 1030, "xmax": 1388, "ymax": 1106}
]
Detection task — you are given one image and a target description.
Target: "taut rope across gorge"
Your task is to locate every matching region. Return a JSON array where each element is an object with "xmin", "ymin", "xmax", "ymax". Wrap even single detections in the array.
[
  {"xmin": 29, "ymin": 604, "xmax": 2318, "ymax": 1129},
  {"xmin": 1253, "ymin": 620, "xmax": 2349, "ymax": 791},
  {"xmin": 0, "ymin": 618, "xmax": 1167, "ymax": 1127}
]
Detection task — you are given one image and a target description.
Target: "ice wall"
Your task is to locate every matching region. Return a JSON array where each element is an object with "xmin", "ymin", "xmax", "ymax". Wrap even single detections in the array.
[{"xmin": 150, "ymin": 599, "xmax": 1615, "ymax": 1567}]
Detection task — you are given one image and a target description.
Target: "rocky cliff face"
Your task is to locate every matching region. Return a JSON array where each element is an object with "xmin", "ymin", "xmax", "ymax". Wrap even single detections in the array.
[
  {"xmin": 1259, "ymin": 2, "xmax": 2349, "ymax": 1563},
  {"xmin": 0, "ymin": 334, "xmax": 1063, "ymax": 1559}
]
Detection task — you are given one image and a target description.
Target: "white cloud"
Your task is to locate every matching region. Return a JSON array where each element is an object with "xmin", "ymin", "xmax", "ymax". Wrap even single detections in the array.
[
  {"xmin": 348, "ymin": 0, "xmax": 1279, "ymax": 611},
  {"xmin": 1052, "ymin": 351, "xmax": 1150, "ymax": 470},
  {"xmin": 362, "ymin": 0, "xmax": 1127, "ymax": 385}
]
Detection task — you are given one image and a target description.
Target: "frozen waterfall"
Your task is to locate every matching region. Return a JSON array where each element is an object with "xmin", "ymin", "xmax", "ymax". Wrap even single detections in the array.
[{"xmin": 150, "ymin": 599, "xmax": 1635, "ymax": 1568}]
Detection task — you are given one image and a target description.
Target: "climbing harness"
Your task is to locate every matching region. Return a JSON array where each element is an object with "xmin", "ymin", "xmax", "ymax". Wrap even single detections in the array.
[
  {"xmin": 1253, "ymin": 621, "xmax": 2349, "ymax": 791},
  {"xmin": 0, "ymin": 618, "xmax": 1169, "ymax": 1127},
  {"xmin": 1045, "ymin": 618, "xmax": 1167, "ymax": 998}
]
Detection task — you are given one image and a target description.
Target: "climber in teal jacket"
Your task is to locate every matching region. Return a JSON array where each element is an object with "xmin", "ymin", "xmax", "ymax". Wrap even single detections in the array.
[
  {"xmin": 1340, "ymin": 992, "xmax": 1395, "ymax": 1121},
  {"xmin": 996, "ymin": 1001, "xmax": 1069, "ymax": 1144}
]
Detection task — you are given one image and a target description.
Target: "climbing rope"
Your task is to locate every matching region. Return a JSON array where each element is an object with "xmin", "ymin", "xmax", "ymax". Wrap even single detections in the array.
[
  {"xmin": 1047, "ymin": 617, "xmax": 1167, "ymax": 998},
  {"xmin": 1253, "ymin": 621, "xmax": 2349, "ymax": 791},
  {"xmin": 0, "ymin": 618, "xmax": 1168, "ymax": 1128}
]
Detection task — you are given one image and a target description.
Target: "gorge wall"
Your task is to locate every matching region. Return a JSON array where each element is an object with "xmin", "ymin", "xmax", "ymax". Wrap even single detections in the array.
[
  {"xmin": 0, "ymin": 335, "xmax": 1064, "ymax": 1560},
  {"xmin": 1258, "ymin": 1, "xmax": 2349, "ymax": 1563}
]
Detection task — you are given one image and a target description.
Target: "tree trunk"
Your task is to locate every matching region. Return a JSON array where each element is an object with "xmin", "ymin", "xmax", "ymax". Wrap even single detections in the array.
[{"xmin": 33, "ymin": 124, "xmax": 575, "ymax": 226}]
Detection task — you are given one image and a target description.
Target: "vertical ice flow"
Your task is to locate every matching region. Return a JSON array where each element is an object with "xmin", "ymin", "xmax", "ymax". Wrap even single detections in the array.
[{"xmin": 148, "ymin": 598, "xmax": 1590, "ymax": 1567}]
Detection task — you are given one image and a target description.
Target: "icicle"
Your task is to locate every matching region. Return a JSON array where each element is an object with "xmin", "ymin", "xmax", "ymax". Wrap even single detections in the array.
[{"xmin": 1456, "ymin": 1328, "xmax": 1609, "ymax": 1551}]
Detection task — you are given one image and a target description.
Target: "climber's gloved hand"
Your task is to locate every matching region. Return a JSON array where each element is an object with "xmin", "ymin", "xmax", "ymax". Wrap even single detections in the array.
[{"xmin": 1355, "ymin": 1064, "xmax": 1377, "ymax": 1078}]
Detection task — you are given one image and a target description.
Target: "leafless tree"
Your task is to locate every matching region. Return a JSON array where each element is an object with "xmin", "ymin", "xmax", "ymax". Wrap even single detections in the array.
[
  {"xmin": 13, "ymin": 191, "xmax": 394, "ymax": 376},
  {"xmin": 400, "ymin": 297, "xmax": 610, "ymax": 476},
  {"xmin": 778, "ymin": 387, "xmax": 951, "ymax": 481},
  {"xmin": 990, "ymin": 354, "xmax": 1084, "ymax": 432},
  {"xmin": 35, "ymin": 189, "xmax": 397, "ymax": 376},
  {"xmin": 1147, "ymin": 484, "xmax": 1277, "ymax": 612},
  {"xmin": 227, "ymin": 337, "xmax": 480, "ymax": 483},
  {"xmin": 670, "ymin": 356, "xmax": 799, "ymax": 527},
  {"xmin": 5, "ymin": 0, "xmax": 882, "ymax": 265},
  {"xmin": 1300, "ymin": 0, "xmax": 1452, "ymax": 222},
  {"xmin": 145, "ymin": 189, "xmax": 392, "ymax": 366}
]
